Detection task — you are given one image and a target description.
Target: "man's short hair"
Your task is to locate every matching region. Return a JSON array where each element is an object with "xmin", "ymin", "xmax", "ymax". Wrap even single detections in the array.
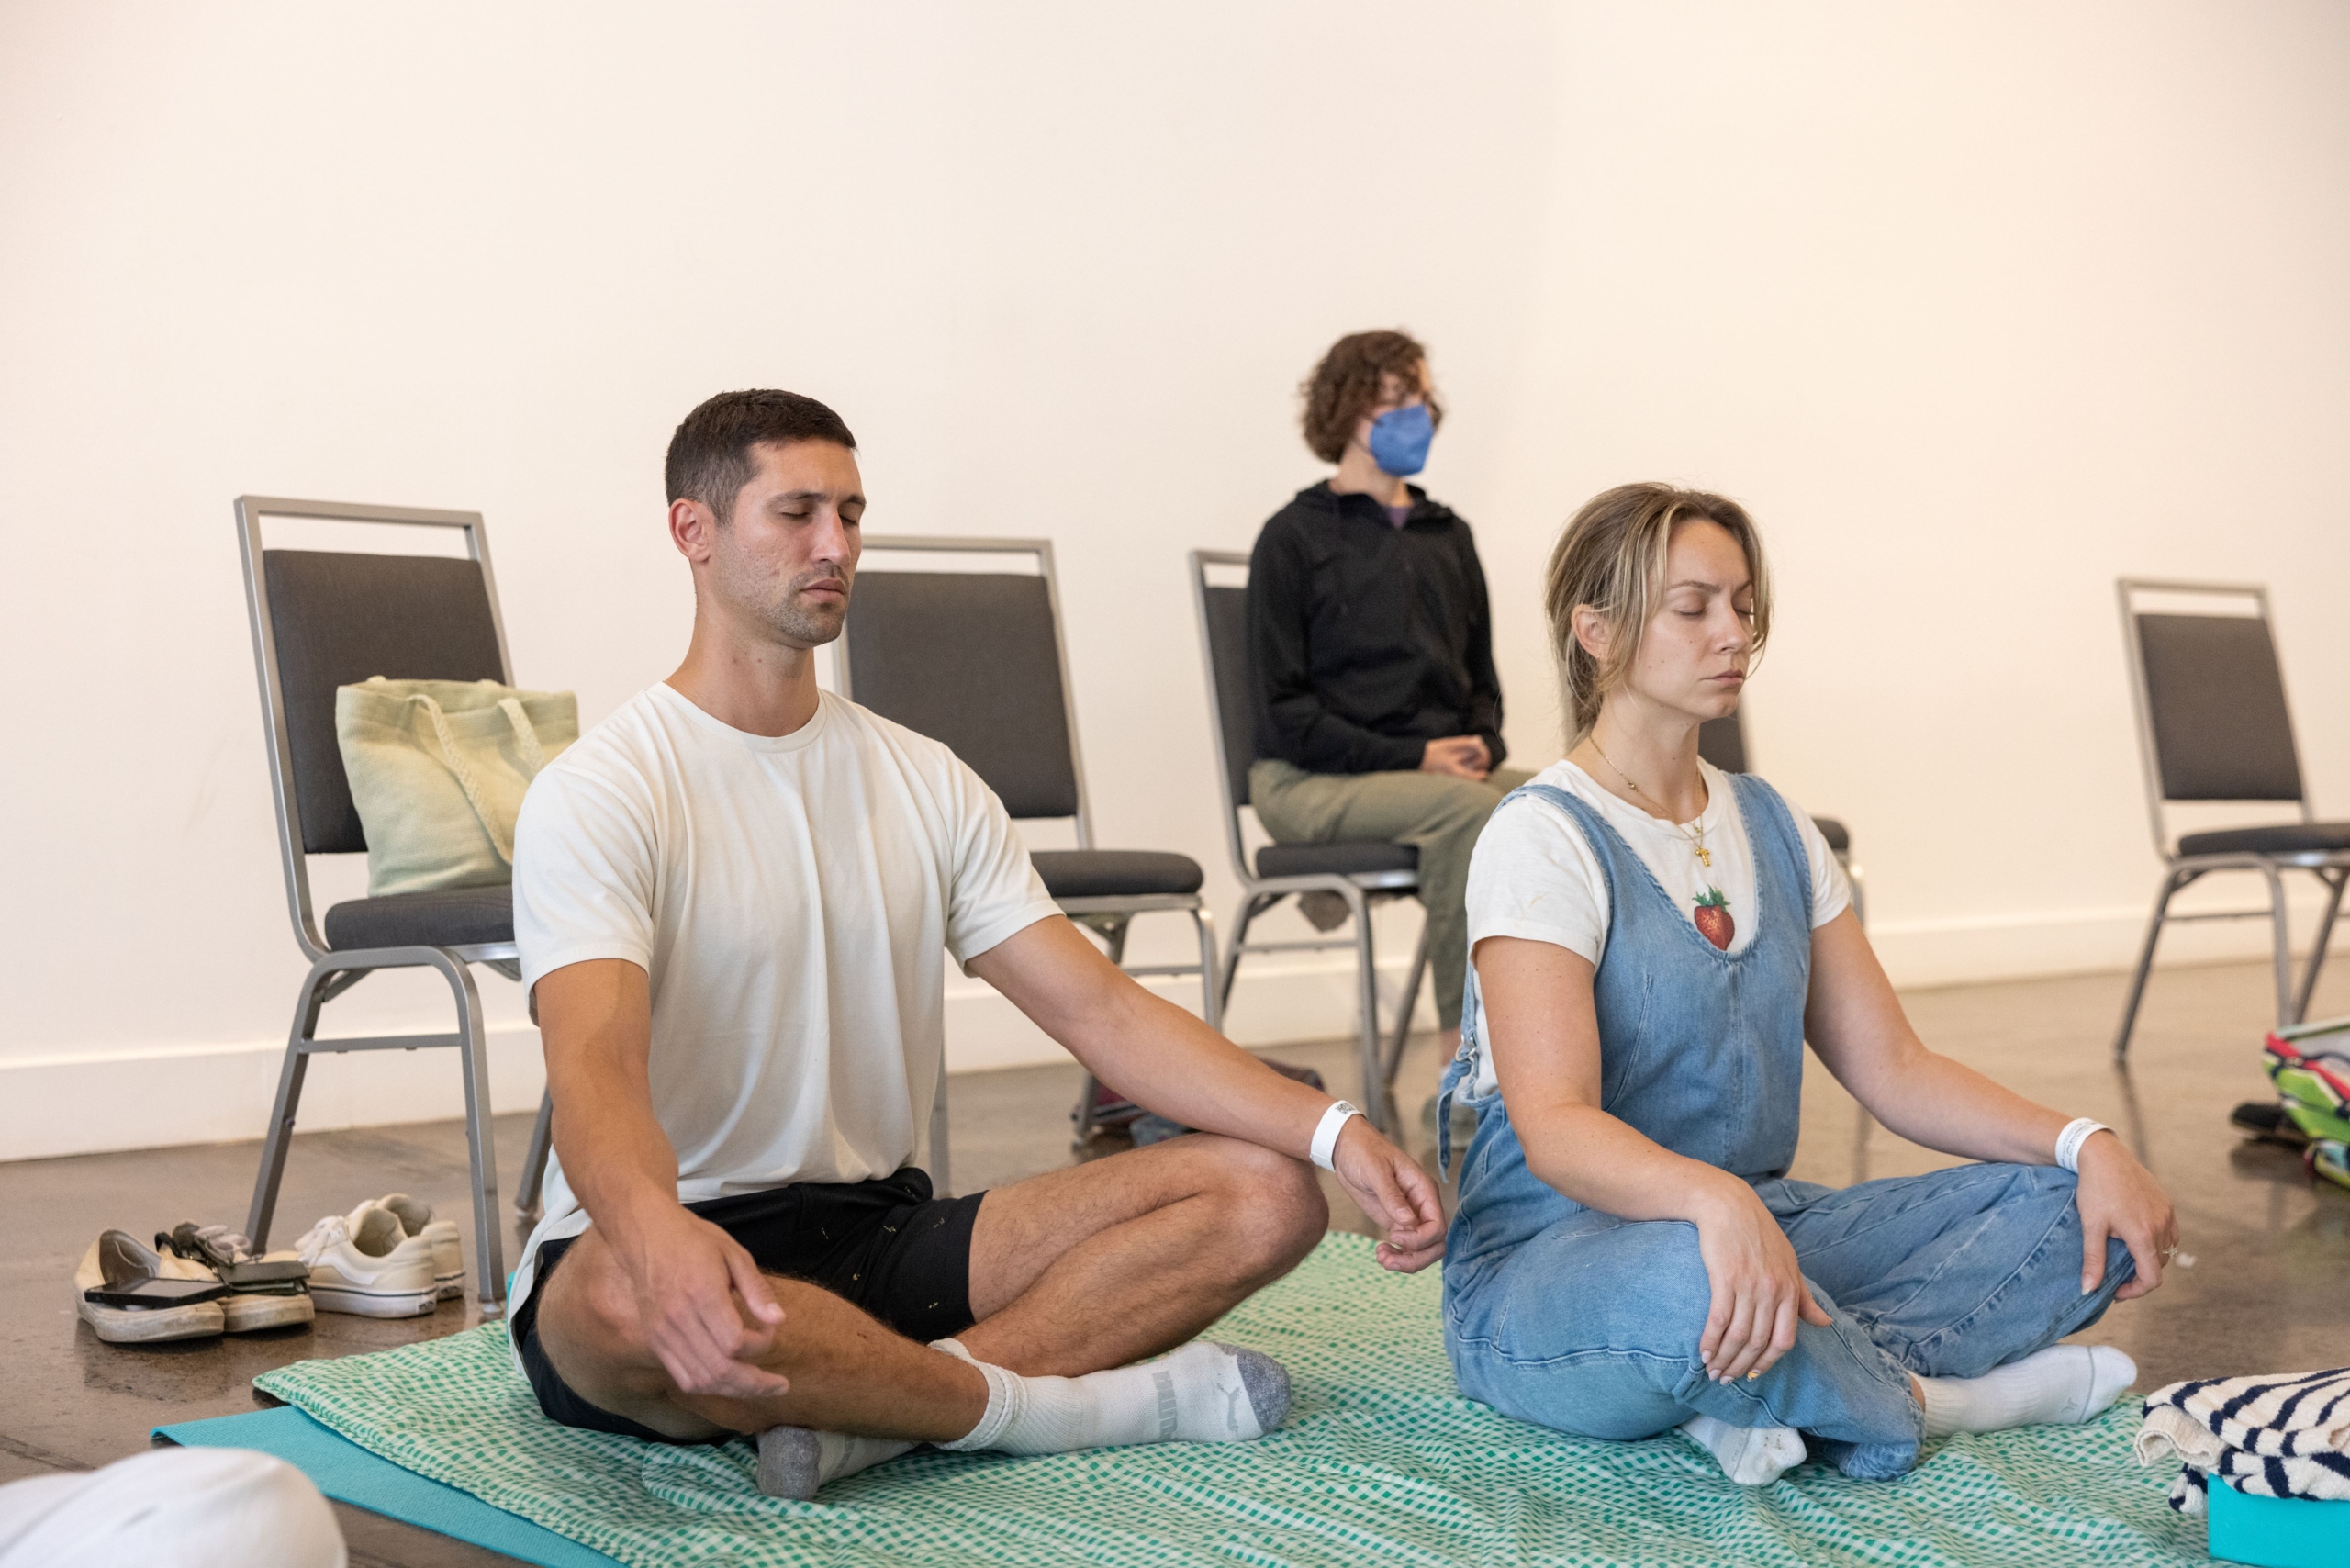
[
  {"xmin": 665, "ymin": 390, "xmax": 858, "ymax": 522},
  {"xmin": 1298, "ymin": 330, "xmax": 1443, "ymax": 465}
]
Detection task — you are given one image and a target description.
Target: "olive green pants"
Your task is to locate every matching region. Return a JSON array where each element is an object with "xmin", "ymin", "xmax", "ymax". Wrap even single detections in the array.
[{"xmin": 1249, "ymin": 758, "xmax": 1532, "ymax": 1031}]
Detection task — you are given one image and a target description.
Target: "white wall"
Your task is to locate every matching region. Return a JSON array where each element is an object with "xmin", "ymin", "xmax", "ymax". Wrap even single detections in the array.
[{"xmin": 4, "ymin": 2, "xmax": 2346, "ymax": 1159}]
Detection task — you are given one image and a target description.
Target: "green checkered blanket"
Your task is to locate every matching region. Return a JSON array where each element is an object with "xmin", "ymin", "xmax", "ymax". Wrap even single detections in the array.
[{"xmin": 253, "ymin": 1233, "xmax": 2201, "ymax": 1567}]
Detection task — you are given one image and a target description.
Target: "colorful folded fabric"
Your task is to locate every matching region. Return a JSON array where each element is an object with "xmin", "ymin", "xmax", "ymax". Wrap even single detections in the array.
[
  {"xmin": 2263, "ymin": 1028, "xmax": 2350, "ymax": 1147},
  {"xmin": 2139, "ymin": 1369, "xmax": 2350, "ymax": 1516}
]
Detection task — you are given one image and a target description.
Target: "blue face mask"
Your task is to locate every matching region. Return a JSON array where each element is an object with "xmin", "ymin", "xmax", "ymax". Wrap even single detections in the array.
[{"xmin": 1367, "ymin": 403, "xmax": 1435, "ymax": 476}]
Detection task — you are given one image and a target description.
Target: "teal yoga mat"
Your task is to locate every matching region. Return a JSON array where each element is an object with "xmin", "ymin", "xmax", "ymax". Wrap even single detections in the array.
[{"xmin": 155, "ymin": 1406, "xmax": 620, "ymax": 1568}]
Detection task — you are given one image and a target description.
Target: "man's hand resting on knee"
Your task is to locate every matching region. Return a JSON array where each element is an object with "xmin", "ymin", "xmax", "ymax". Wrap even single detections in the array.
[
  {"xmin": 1330, "ymin": 1118, "xmax": 1447, "ymax": 1271},
  {"xmin": 615, "ymin": 1200, "xmax": 790, "ymax": 1400},
  {"xmin": 972, "ymin": 919, "xmax": 1447, "ymax": 1273},
  {"xmin": 535, "ymin": 958, "xmax": 797, "ymax": 1401}
]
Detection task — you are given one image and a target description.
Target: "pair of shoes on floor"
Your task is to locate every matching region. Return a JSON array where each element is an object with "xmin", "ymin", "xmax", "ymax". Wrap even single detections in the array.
[
  {"xmin": 74, "ymin": 1228, "xmax": 315, "ymax": 1344},
  {"xmin": 291, "ymin": 1193, "xmax": 464, "ymax": 1317}
]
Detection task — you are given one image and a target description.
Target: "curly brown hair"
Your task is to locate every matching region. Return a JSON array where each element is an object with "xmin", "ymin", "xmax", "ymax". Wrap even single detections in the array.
[{"xmin": 1298, "ymin": 330, "xmax": 1443, "ymax": 464}]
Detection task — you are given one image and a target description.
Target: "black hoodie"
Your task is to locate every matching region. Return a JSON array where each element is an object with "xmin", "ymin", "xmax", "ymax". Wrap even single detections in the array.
[{"xmin": 1247, "ymin": 481, "xmax": 1505, "ymax": 777}]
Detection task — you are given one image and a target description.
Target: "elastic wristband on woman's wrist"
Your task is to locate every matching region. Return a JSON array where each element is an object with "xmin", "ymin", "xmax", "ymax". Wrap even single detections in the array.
[
  {"xmin": 2054, "ymin": 1116, "xmax": 2110, "ymax": 1174},
  {"xmin": 1311, "ymin": 1101, "xmax": 1362, "ymax": 1170}
]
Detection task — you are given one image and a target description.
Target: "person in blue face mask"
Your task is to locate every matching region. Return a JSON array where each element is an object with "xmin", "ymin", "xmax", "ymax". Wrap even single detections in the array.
[{"xmin": 1246, "ymin": 330, "xmax": 1528, "ymax": 1075}]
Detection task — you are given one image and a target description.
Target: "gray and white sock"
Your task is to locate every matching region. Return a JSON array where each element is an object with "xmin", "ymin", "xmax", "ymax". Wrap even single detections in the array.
[
  {"xmin": 932, "ymin": 1338, "xmax": 1291, "ymax": 1454},
  {"xmin": 755, "ymin": 1427, "xmax": 917, "ymax": 1500}
]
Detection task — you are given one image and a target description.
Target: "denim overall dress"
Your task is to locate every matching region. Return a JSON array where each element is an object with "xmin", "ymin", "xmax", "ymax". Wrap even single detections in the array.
[{"xmin": 1433, "ymin": 776, "xmax": 2131, "ymax": 1478}]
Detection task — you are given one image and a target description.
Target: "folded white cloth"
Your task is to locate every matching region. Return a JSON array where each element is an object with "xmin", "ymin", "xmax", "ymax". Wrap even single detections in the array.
[{"xmin": 2139, "ymin": 1368, "xmax": 2350, "ymax": 1515}]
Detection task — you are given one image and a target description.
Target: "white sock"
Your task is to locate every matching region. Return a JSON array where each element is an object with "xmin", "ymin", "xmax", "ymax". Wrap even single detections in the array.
[
  {"xmin": 930, "ymin": 1338, "xmax": 1290, "ymax": 1454},
  {"xmin": 1916, "ymin": 1345, "xmax": 2136, "ymax": 1438},
  {"xmin": 1679, "ymin": 1414, "xmax": 1806, "ymax": 1485},
  {"xmin": 754, "ymin": 1427, "xmax": 916, "ymax": 1499}
]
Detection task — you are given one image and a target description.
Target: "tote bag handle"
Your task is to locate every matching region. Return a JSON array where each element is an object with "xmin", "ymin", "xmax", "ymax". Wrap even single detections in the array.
[{"xmin": 405, "ymin": 691, "xmax": 550, "ymax": 866}]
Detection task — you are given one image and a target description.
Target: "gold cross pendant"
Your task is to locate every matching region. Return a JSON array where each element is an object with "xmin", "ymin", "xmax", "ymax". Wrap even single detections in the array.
[{"xmin": 1695, "ymin": 846, "xmax": 1712, "ymax": 868}]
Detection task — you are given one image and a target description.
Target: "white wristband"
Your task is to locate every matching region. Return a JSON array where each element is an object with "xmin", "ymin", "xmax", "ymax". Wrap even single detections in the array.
[
  {"xmin": 2055, "ymin": 1117, "xmax": 2110, "ymax": 1174},
  {"xmin": 1311, "ymin": 1100, "xmax": 1362, "ymax": 1170}
]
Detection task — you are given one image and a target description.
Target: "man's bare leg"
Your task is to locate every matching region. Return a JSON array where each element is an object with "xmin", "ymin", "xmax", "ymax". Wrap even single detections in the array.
[
  {"xmin": 533, "ymin": 1228, "xmax": 988, "ymax": 1442},
  {"xmin": 532, "ymin": 1134, "xmax": 1324, "ymax": 1452},
  {"xmin": 958, "ymin": 1133, "xmax": 1326, "ymax": 1375}
]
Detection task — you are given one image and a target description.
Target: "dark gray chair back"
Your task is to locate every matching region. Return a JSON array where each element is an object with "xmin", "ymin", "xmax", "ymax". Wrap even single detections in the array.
[
  {"xmin": 263, "ymin": 551, "xmax": 509, "ymax": 854},
  {"xmin": 1697, "ymin": 714, "xmax": 1748, "ymax": 774},
  {"xmin": 2134, "ymin": 612, "xmax": 2304, "ymax": 801},
  {"xmin": 840, "ymin": 569, "xmax": 1081, "ymax": 821},
  {"xmin": 1198, "ymin": 583, "xmax": 1257, "ymax": 810}
]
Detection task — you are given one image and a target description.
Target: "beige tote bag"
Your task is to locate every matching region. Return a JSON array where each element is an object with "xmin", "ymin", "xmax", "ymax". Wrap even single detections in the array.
[{"xmin": 334, "ymin": 677, "xmax": 579, "ymax": 897}]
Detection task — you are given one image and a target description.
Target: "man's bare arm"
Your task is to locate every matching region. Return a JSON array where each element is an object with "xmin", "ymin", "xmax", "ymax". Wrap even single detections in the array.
[
  {"xmin": 536, "ymin": 958, "xmax": 789, "ymax": 1396},
  {"xmin": 965, "ymin": 918, "xmax": 1448, "ymax": 1270}
]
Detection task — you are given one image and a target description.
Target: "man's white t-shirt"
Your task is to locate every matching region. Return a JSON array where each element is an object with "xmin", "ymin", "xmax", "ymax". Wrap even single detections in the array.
[
  {"xmin": 1460, "ymin": 759, "xmax": 1851, "ymax": 1094},
  {"xmin": 505, "ymin": 683, "xmax": 1061, "ymax": 1323}
]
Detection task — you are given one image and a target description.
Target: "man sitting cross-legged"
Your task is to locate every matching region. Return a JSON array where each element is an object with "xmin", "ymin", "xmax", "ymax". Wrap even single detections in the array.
[{"xmin": 509, "ymin": 388, "xmax": 1447, "ymax": 1497}]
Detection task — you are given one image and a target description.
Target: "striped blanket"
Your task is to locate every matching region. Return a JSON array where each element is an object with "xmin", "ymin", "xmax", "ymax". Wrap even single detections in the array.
[{"xmin": 2138, "ymin": 1368, "xmax": 2350, "ymax": 1515}]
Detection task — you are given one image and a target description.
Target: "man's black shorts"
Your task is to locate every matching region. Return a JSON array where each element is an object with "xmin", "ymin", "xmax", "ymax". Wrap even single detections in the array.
[{"xmin": 512, "ymin": 1167, "xmax": 985, "ymax": 1443}]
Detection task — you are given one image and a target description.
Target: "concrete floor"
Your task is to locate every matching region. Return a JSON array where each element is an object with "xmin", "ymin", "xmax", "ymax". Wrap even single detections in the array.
[{"xmin": 4, "ymin": 954, "xmax": 2346, "ymax": 1565}]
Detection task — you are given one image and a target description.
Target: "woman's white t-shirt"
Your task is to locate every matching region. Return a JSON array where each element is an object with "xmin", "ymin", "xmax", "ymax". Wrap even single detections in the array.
[
  {"xmin": 505, "ymin": 684, "xmax": 1061, "ymax": 1324},
  {"xmin": 1461, "ymin": 759, "xmax": 1851, "ymax": 1094}
]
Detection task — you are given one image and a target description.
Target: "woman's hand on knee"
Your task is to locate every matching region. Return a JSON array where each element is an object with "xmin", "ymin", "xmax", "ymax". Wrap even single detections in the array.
[
  {"xmin": 1691, "ymin": 1181, "xmax": 1833, "ymax": 1383},
  {"xmin": 2074, "ymin": 1133, "xmax": 2177, "ymax": 1300}
]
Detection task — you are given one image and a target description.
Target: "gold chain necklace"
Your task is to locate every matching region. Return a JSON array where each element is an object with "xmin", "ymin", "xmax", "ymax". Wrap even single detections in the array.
[{"xmin": 1586, "ymin": 735, "xmax": 1714, "ymax": 869}]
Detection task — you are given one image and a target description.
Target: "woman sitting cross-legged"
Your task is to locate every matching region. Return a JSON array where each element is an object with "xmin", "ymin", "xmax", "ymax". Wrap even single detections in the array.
[{"xmin": 1438, "ymin": 482, "xmax": 2178, "ymax": 1484}]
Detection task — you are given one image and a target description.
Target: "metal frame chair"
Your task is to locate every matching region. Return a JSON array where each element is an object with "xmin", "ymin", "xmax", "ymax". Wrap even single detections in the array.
[
  {"xmin": 235, "ymin": 496, "xmax": 521, "ymax": 1315},
  {"xmin": 836, "ymin": 537, "xmax": 1222, "ymax": 1159},
  {"xmin": 2112, "ymin": 578, "xmax": 2350, "ymax": 1060},
  {"xmin": 1696, "ymin": 714, "xmax": 1867, "ymax": 926},
  {"xmin": 1190, "ymin": 550, "xmax": 1428, "ymax": 1137}
]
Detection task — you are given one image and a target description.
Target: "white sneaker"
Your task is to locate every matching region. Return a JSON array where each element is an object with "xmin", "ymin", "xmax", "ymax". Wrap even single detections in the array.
[
  {"xmin": 364, "ymin": 1193, "xmax": 464, "ymax": 1301},
  {"xmin": 293, "ymin": 1207, "xmax": 439, "ymax": 1317},
  {"xmin": 73, "ymin": 1231, "xmax": 225, "ymax": 1345}
]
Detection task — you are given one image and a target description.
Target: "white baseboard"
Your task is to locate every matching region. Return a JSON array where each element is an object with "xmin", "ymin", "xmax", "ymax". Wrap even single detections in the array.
[
  {"xmin": 1868, "ymin": 891, "xmax": 2338, "ymax": 991},
  {"xmin": 4, "ymin": 897, "xmax": 2339, "ymax": 1162},
  {"xmin": 0, "ymin": 1028, "xmax": 555, "ymax": 1165}
]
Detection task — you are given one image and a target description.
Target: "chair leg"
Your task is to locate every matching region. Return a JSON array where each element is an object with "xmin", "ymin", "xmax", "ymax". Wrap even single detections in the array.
[
  {"xmin": 1220, "ymin": 894, "xmax": 1270, "ymax": 1019},
  {"xmin": 2113, "ymin": 869, "xmax": 2186, "ymax": 1064},
  {"xmin": 2259, "ymin": 861, "xmax": 2295, "ymax": 1031},
  {"xmin": 1069, "ymin": 919, "xmax": 1134, "ymax": 1152},
  {"xmin": 1189, "ymin": 904, "xmax": 1223, "ymax": 1033},
  {"xmin": 1347, "ymin": 887, "xmax": 1389, "ymax": 1136},
  {"xmin": 246, "ymin": 965, "xmax": 339, "ymax": 1249},
  {"xmin": 516, "ymin": 1089, "xmax": 554, "ymax": 1224},
  {"xmin": 2291, "ymin": 868, "xmax": 2346, "ymax": 1025},
  {"xmin": 1382, "ymin": 916, "xmax": 1432, "ymax": 1095},
  {"xmin": 432, "ymin": 954, "xmax": 508, "ymax": 1316}
]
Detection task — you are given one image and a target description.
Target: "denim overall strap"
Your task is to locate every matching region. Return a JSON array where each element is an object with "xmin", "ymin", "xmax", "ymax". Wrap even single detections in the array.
[
  {"xmin": 1441, "ymin": 773, "xmax": 1818, "ymax": 1253},
  {"xmin": 1437, "ymin": 786, "xmax": 1581, "ymax": 1177}
]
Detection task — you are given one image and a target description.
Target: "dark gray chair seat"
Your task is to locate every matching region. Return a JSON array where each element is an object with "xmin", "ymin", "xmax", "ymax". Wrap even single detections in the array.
[
  {"xmin": 323, "ymin": 886, "xmax": 516, "ymax": 951},
  {"xmin": 1031, "ymin": 849, "xmax": 1203, "ymax": 900},
  {"xmin": 1256, "ymin": 840, "xmax": 1420, "ymax": 879},
  {"xmin": 2177, "ymin": 822, "xmax": 2350, "ymax": 858},
  {"xmin": 1811, "ymin": 816, "xmax": 1850, "ymax": 853}
]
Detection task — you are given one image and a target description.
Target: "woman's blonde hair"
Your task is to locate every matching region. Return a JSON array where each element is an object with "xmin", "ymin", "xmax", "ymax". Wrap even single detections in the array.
[{"xmin": 1543, "ymin": 482, "xmax": 1772, "ymax": 741}]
